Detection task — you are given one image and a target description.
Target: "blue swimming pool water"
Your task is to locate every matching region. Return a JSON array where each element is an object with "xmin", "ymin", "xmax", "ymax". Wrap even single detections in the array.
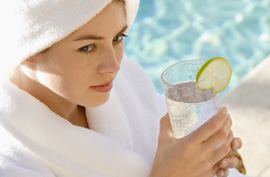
[{"xmin": 124, "ymin": 0, "xmax": 270, "ymax": 97}]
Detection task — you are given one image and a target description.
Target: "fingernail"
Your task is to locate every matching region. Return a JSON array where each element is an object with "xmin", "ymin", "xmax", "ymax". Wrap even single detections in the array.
[
  {"xmin": 220, "ymin": 172, "xmax": 225, "ymax": 177},
  {"xmin": 222, "ymin": 106, "xmax": 228, "ymax": 112},
  {"xmin": 221, "ymin": 161, "xmax": 228, "ymax": 168},
  {"xmin": 220, "ymin": 107, "xmax": 228, "ymax": 117},
  {"xmin": 233, "ymin": 142, "xmax": 239, "ymax": 149}
]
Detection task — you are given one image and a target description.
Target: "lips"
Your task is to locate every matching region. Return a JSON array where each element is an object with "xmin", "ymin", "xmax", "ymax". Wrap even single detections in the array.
[{"xmin": 91, "ymin": 81, "xmax": 113, "ymax": 93}]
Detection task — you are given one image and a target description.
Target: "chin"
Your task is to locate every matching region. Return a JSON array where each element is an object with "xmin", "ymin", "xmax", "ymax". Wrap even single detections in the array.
[{"xmin": 84, "ymin": 92, "xmax": 111, "ymax": 108}]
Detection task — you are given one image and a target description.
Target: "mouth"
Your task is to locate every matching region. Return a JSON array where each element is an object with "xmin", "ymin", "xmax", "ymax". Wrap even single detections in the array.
[{"xmin": 91, "ymin": 81, "xmax": 113, "ymax": 93}]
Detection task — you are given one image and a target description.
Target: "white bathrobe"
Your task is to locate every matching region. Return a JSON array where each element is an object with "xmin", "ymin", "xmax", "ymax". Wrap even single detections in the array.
[{"xmin": 0, "ymin": 56, "xmax": 248, "ymax": 177}]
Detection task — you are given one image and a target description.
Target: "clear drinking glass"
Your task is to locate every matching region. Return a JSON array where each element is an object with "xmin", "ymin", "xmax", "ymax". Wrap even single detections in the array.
[{"xmin": 161, "ymin": 59, "xmax": 221, "ymax": 139}]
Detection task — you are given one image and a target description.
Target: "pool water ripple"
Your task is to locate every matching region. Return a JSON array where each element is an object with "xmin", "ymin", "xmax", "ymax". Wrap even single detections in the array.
[{"xmin": 124, "ymin": 0, "xmax": 270, "ymax": 96}]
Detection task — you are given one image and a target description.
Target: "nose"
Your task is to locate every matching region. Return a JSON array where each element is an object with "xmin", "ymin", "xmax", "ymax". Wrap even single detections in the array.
[{"xmin": 98, "ymin": 46, "xmax": 121, "ymax": 74}]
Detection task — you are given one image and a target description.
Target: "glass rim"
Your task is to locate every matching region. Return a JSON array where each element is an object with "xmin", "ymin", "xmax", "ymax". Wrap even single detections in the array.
[{"xmin": 161, "ymin": 59, "xmax": 207, "ymax": 87}]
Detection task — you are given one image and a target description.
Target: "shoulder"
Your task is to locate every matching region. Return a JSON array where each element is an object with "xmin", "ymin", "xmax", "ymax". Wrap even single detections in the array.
[{"xmin": 0, "ymin": 148, "xmax": 55, "ymax": 177}]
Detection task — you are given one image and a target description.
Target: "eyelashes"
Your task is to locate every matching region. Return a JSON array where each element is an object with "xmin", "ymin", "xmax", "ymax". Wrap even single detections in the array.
[
  {"xmin": 79, "ymin": 44, "xmax": 95, "ymax": 53},
  {"xmin": 78, "ymin": 33, "xmax": 128, "ymax": 54},
  {"xmin": 113, "ymin": 33, "xmax": 128, "ymax": 42}
]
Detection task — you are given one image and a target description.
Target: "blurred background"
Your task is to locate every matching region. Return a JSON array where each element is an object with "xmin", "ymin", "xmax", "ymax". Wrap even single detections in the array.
[{"xmin": 124, "ymin": 0, "xmax": 270, "ymax": 97}]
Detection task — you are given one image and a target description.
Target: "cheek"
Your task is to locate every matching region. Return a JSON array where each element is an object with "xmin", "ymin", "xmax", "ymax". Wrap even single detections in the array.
[
  {"xmin": 38, "ymin": 72, "xmax": 73, "ymax": 96},
  {"xmin": 42, "ymin": 68, "xmax": 101, "ymax": 102},
  {"xmin": 116, "ymin": 43, "xmax": 124, "ymax": 63}
]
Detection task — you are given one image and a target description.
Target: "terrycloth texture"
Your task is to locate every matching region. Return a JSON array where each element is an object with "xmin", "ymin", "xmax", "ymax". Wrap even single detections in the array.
[
  {"xmin": 0, "ymin": 56, "xmax": 250, "ymax": 177},
  {"xmin": 0, "ymin": 0, "xmax": 139, "ymax": 73},
  {"xmin": 0, "ymin": 56, "xmax": 160, "ymax": 177}
]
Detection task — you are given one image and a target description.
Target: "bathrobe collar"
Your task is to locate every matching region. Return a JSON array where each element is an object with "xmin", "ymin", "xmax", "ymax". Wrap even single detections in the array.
[{"xmin": 0, "ymin": 56, "xmax": 161, "ymax": 177}]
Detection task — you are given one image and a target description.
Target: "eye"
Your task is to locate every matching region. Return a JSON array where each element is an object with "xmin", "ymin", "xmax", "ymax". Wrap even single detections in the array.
[
  {"xmin": 79, "ymin": 44, "xmax": 95, "ymax": 53},
  {"xmin": 113, "ymin": 33, "xmax": 128, "ymax": 42}
]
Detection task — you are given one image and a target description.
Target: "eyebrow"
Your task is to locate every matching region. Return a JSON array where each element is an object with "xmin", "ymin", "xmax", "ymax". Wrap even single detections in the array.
[{"xmin": 74, "ymin": 25, "xmax": 128, "ymax": 41}]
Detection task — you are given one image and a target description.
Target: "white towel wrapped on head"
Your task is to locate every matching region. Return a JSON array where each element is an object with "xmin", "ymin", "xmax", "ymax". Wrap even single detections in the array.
[
  {"xmin": 0, "ymin": 0, "xmax": 250, "ymax": 176},
  {"xmin": 0, "ymin": 0, "xmax": 139, "ymax": 74}
]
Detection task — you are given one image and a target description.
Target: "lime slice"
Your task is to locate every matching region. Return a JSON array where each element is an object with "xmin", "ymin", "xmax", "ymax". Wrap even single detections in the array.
[{"xmin": 196, "ymin": 57, "xmax": 232, "ymax": 93}]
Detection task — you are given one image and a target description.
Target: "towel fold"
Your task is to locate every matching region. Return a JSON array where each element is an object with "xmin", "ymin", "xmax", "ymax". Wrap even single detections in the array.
[
  {"xmin": 0, "ymin": 56, "xmax": 160, "ymax": 177},
  {"xmin": 0, "ymin": 0, "xmax": 139, "ymax": 75},
  {"xmin": 0, "ymin": 56, "xmax": 250, "ymax": 177}
]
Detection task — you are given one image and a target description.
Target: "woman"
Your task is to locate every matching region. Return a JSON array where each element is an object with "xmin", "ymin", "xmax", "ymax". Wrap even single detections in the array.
[{"xmin": 0, "ymin": 0, "xmax": 247, "ymax": 177}]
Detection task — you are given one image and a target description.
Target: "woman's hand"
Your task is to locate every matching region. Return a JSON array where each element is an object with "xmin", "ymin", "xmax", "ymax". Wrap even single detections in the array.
[
  {"xmin": 150, "ymin": 107, "xmax": 234, "ymax": 177},
  {"xmin": 216, "ymin": 137, "xmax": 243, "ymax": 177}
]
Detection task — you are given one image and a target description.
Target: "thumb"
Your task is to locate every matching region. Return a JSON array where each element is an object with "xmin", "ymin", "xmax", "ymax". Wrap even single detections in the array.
[{"xmin": 159, "ymin": 113, "xmax": 174, "ymax": 142}]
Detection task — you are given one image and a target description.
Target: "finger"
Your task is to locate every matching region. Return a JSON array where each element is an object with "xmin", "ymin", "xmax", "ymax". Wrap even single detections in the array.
[
  {"xmin": 202, "ymin": 114, "xmax": 232, "ymax": 150},
  {"xmin": 231, "ymin": 137, "xmax": 242, "ymax": 150},
  {"xmin": 211, "ymin": 130, "xmax": 234, "ymax": 165},
  {"xmin": 190, "ymin": 107, "xmax": 228, "ymax": 144},
  {"xmin": 158, "ymin": 114, "xmax": 174, "ymax": 142},
  {"xmin": 211, "ymin": 164, "xmax": 220, "ymax": 176},
  {"xmin": 216, "ymin": 169, "xmax": 229, "ymax": 177},
  {"xmin": 219, "ymin": 156, "xmax": 239, "ymax": 169}
]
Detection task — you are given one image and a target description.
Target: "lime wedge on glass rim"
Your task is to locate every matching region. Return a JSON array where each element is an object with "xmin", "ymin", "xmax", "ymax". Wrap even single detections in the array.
[{"xmin": 196, "ymin": 57, "xmax": 232, "ymax": 94}]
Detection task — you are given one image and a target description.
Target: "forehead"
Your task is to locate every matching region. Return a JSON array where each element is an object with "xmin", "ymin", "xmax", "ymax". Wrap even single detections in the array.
[{"xmin": 65, "ymin": 1, "xmax": 127, "ymax": 41}]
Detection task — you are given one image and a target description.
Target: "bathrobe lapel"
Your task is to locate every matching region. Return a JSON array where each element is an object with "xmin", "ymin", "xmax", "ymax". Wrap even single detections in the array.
[{"xmin": 0, "ymin": 56, "xmax": 161, "ymax": 177}]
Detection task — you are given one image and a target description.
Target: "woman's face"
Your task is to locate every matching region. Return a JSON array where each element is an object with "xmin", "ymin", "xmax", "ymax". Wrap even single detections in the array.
[{"xmin": 31, "ymin": 1, "xmax": 127, "ymax": 107}]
